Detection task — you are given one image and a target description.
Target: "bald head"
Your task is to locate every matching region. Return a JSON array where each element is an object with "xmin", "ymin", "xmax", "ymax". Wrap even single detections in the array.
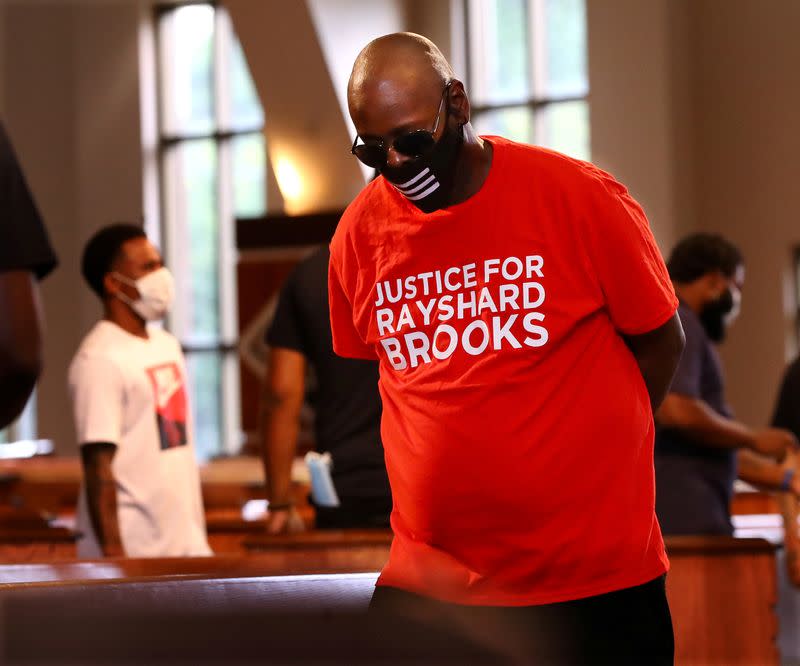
[
  {"xmin": 349, "ymin": 33, "xmax": 454, "ymax": 104},
  {"xmin": 347, "ymin": 33, "xmax": 464, "ymax": 140}
]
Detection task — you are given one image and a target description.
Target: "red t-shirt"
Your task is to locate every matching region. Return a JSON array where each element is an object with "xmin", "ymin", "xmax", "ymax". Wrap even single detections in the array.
[{"xmin": 328, "ymin": 137, "xmax": 678, "ymax": 606}]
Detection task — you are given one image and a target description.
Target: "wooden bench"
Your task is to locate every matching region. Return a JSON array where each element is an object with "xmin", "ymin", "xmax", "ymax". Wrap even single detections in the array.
[
  {"xmin": 0, "ymin": 531, "xmax": 780, "ymax": 664},
  {"xmin": 0, "ymin": 530, "xmax": 392, "ymax": 584},
  {"xmin": 244, "ymin": 529, "xmax": 393, "ymax": 571},
  {"xmin": 0, "ymin": 506, "xmax": 77, "ymax": 562},
  {"xmin": 732, "ymin": 488, "xmax": 780, "ymax": 516},
  {"xmin": 0, "ymin": 571, "xmax": 509, "ymax": 664},
  {"xmin": 0, "ymin": 454, "xmax": 303, "ymax": 515},
  {"xmin": 666, "ymin": 536, "xmax": 778, "ymax": 665},
  {"xmin": 0, "ymin": 553, "xmax": 380, "ymax": 586},
  {"xmin": 203, "ymin": 502, "xmax": 315, "ymax": 554}
]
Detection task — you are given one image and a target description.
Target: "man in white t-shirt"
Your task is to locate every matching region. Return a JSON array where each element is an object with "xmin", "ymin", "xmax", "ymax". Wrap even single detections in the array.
[{"xmin": 70, "ymin": 224, "xmax": 211, "ymax": 558}]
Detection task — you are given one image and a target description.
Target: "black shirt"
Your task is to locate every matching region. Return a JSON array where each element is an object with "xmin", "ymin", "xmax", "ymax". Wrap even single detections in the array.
[
  {"xmin": 266, "ymin": 246, "xmax": 389, "ymax": 500},
  {"xmin": 773, "ymin": 357, "xmax": 800, "ymax": 438},
  {"xmin": 0, "ymin": 123, "xmax": 57, "ymax": 279},
  {"xmin": 655, "ymin": 301, "xmax": 736, "ymax": 535}
]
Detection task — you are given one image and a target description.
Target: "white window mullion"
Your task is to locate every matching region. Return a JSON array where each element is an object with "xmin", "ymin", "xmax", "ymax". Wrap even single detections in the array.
[
  {"xmin": 214, "ymin": 8, "xmax": 242, "ymax": 455},
  {"xmin": 162, "ymin": 146, "xmax": 189, "ymax": 343},
  {"xmin": 528, "ymin": 0, "xmax": 547, "ymax": 101}
]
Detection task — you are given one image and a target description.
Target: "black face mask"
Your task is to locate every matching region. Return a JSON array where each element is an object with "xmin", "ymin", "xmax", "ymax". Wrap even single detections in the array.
[
  {"xmin": 700, "ymin": 288, "xmax": 735, "ymax": 343},
  {"xmin": 380, "ymin": 121, "xmax": 464, "ymax": 214}
]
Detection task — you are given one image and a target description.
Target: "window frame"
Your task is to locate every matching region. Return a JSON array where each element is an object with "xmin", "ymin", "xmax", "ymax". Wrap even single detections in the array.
[
  {"xmin": 463, "ymin": 0, "xmax": 589, "ymax": 156},
  {"xmin": 153, "ymin": 1, "xmax": 265, "ymax": 458}
]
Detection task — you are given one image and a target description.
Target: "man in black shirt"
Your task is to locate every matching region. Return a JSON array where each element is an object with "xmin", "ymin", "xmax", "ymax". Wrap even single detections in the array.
[
  {"xmin": 656, "ymin": 233, "xmax": 797, "ymax": 535},
  {"xmin": 773, "ymin": 358, "xmax": 800, "ymax": 584},
  {"xmin": 0, "ymin": 122, "xmax": 58, "ymax": 428},
  {"xmin": 774, "ymin": 359, "xmax": 800, "ymax": 441},
  {"xmin": 262, "ymin": 245, "xmax": 391, "ymax": 532}
]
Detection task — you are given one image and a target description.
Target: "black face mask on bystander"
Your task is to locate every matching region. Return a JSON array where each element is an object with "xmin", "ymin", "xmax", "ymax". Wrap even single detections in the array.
[{"xmin": 699, "ymin": 288, "xmax": 735, "ymax": 343}]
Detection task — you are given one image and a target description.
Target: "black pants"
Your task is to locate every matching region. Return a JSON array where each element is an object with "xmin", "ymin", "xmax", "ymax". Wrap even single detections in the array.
[
  {"xmin": 369, "ymin": 575, "xmax": 674, "ymax": 665},
  {"xmin": 312, "ymin": 496, "xmax": 392, "ymax": 529}
]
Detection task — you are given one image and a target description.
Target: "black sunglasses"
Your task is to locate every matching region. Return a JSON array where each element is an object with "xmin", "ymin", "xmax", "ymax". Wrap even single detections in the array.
[{"xmin": 350, "ymin": 81, "xmax": 453, "ymax": 170}]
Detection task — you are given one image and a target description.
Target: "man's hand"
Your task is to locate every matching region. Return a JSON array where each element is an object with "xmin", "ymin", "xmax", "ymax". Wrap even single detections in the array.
[
  {"xmin": 265, "ymin": 506, "xmax": 305, "ymax": 535},
  {"xmin": 778, "ymin": 449, "xmax": 800, "ymax": 587},
  {"xmin": 752, "ymin": 428, "xmax": 798, "ymax": 461},
  {"xmin": 782, "ymin": 449, "xmax": 800, "ymax": 498}
]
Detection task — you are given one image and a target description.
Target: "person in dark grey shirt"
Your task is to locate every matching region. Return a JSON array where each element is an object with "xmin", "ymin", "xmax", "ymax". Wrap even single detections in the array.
[
  {"xmin": 0, "ymin": 121, "xmax": 58, "ymax": 428},
  {"xmin": 656, "ymin": 233, "xmax": 797, "ymax": 535},
  {"xmin": 261, "ymin": 245, "xmax": 391, "ymax": 532},
  {"xmin": 773, "ymin": 358, "xmax": 800, "ymax": 584},
  {"xmin": 774, "ymin": 358, "xmax": 800, "ymax": 441}
]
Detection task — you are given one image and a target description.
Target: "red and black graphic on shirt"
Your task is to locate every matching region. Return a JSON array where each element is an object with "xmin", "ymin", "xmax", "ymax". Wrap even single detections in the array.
[{"xmin": 145, "ymin": 362, "xmax": 188, "ymax": 450}]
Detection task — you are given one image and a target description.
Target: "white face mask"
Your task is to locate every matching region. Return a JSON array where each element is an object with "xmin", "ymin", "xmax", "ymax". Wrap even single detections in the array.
[
  {"xmin": 113, "ymin": 267, "xmax": 175, "ymax": 321},
  {"xmin": 723, "ymin": 284, "xmax": 742, "ymax": 327}
]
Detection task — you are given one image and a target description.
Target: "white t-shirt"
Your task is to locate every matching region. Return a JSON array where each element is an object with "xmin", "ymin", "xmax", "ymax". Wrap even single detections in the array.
[{"xmin": 70, "ymin": 321, "xmax": 212, "ymax": 558}]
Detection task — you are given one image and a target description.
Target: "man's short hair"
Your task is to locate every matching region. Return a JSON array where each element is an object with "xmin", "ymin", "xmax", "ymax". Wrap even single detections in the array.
[
  {"xmin": 667, "ymin": 232, "xmax": 744, "ymax": 283},
  {"xmin": 81, "ymin": 224, "xmax": 146, "ymax": 298}
]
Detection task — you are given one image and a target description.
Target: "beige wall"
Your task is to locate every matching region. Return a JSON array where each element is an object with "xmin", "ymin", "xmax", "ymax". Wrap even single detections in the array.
[
  {"xmin": 3, "ymin": 2, "xmax": 144, "ymax": 454},
  {"xmin": 307, "ymin": 0, "xmax": 407, "ymax": 134},
  {"xmin": 587, "ymin": 0, "xmax": 694, "ymax": 252},
  {"xmin": 689, "ymin": 0, "xmax": 800, "ymax": 426},
  {"xmin": 225, "ymin": 0, "xmax": 369, "ymax": 214},
  {"xmin": 589, "ymin": 0, "xmax": 800, "ymax": 426}
]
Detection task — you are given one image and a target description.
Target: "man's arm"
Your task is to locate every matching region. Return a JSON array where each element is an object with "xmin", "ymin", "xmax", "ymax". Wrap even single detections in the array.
[
  {"xmin": 738, "ymin": 448, "xmax": 800, "ymax": 492},
  {"xmin": 739, "ymin": 449, "xmax": 800, "ymax": 586},
  {"xmin": 779, "ymin": 490, "xmax": 800, "ymax": 587},
  {"xmin": 623, "ymin": 312, "xmax": 685, "ymax": 413},
  {"xmin": 0, "ymin": 271, "xmax": 43, "ymax": 428},
  {"xmin": 657, "ymin": 395, "xmax": 796, "ymax": 458},
  {"xmin": 80, "ymin": 442, "xmax": 124, "ymax": 557},
  {"xmin": 261, "ymin": 346, "xmax": 307, "ymax": 535}
]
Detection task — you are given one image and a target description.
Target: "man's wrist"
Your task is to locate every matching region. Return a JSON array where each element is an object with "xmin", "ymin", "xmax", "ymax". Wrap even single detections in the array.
[
  {"xmin": 742, "ymin": 428, "xmax": 759, "ymax": 452},
  {"xmin": 268, "ymin": 501, "xmax": 293, "ymax": 512},
  {"xmin": 782, "ymin": 468, "xmax": 796, "ymax": 492}
]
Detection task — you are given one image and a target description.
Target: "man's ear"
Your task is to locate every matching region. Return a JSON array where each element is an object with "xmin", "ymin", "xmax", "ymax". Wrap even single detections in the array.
[
  {"xmin": 704, "ymin": 270, "xmax": 727, "ymax": 297},
  {"xmin": 103, "ymin": 272, "xmax": 119, "ymax": 298},
  {"xmin": 448, "ymin": 79, "xmax": 470, "ymax": 125}
]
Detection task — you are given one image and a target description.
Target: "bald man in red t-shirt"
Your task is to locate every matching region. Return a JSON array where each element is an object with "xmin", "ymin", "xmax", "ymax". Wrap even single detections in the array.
[{"xmin": 329, "ymin": 33, "xmax": 684, "ymax": 664}]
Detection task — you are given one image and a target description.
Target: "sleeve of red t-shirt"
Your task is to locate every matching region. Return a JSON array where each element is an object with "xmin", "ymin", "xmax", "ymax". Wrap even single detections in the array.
[
  {"xmin": 580, "ymin": 170, "xmax": 678, "ymax": 335},
  {"xmin": 328, "ymin": 245, "xmax": 377, "ymax": 361}
]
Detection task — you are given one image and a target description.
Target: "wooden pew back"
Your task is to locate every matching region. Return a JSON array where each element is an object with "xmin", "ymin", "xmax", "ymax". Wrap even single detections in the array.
[{"xmin": 0, "ymin": 572, "xmax": 504, "ymax": 665}]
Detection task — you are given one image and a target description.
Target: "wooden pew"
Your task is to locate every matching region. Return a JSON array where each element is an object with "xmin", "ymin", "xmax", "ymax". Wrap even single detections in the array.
[
  {"xmin": 666, "ymin": 536, "xmax": 778, "ymax": 666},
  {"xmin": 732, "ymin": 488, "xmax": 780, "ymax": 516},
  {"xmin": 0, "ymin": 506, "xmax": 77, "ymax": 562},
  {"xmin": 0, "ymin": 526, "xmax": 77, "ymax": 562},
  {"xmin": 0, "ymin": 555, "xmax": 375, "ymax": 585},
  {"xmin": 0, "ymin": 455, "xmax": 314, "ymax": 557},
  {"xmin": 0, "ymin": 455, "xmax": 275, "ymax": 515},
  {"xmin": 204, "ymin": 510, "xmax": 265, "ymax": 554},
  {"xmin": 244, "ymin": 529, "xmax": 392, "ymax": 571},
  {"xmin": 0, "ymin": 530, "xmax": 392, "ymax": 585},
  {"xmin": 0, "ymin": 572, "xmax": 507, "ymax": 665},
  {"xmin": 204, "ymin": 500, "xmax": 315, "ymax": 554},
  {"xmin": 0, "ymin": 531, "xmax": 779, "ymax": 664}
]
